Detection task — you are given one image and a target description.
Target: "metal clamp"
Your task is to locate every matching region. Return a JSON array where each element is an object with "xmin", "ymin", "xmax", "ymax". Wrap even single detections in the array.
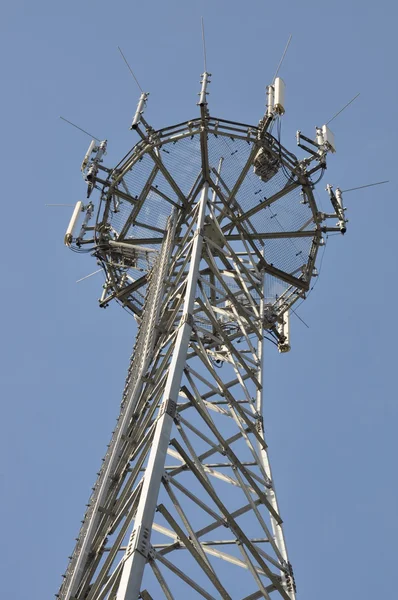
[
  {"xmin": 159, "ymin": 398, "xmax": 177, "ymax": 419},
  {"xmin": 180, "ymin": 313, "xmax": 194, "ymax": 328}
]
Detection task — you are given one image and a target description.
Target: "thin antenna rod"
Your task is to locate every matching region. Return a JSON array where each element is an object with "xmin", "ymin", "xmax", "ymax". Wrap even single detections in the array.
[
  {"xmin": 291, "ymin": 307, "xmax": 309, "ymax": 329},
  {"xmin": 76, "ymin": 269, "xmax": 102, "ymax": 284},
  {"xmin": 118, "ymin": 46, "xmax": 144, "ymax": 93},
  {"xmin": 341, "ymin": 180, "xmax": 389, "ymax": 193},
  {"xmin": 45, "ymin": 204, "xmax": 75, "ymax": 207},
  {"xmin": 59, "ymin": 117, "xmax": 101, "ymax": 142},
  {"xmin": 201, "ymin": 17, "xmax": 208, "ymax": 72},
  {"xmin": 273, "ymin": 34, "xmax": 292, "ymax": 83},
  {"xmin": 326, "ymin": 93, "xmax": 360, "ymax": 126}
]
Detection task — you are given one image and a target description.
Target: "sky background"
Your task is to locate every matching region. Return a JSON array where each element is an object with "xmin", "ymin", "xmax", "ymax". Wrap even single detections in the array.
[{"xmin": 1, "ymin": 1, "xmax": 397, "ymax": 598}]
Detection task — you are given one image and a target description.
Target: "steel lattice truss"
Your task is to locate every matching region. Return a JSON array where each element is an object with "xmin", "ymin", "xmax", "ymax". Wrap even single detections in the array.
[
  {"xmin": 89, "ymin": 115, "xmax": 329, "ymax": 320},
  {"xmin": 58, "ymin": 74, "xmax": 343, "ymax": 600}
]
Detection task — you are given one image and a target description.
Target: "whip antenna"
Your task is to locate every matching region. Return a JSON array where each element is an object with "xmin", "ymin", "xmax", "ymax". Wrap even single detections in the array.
[
  {"xmin": 342, "ymin": 180, "xmax": 389, "ymax": 193},
  {"xmin": 76, "ymin": 269, "xmax": 102, "ymax": 283},
  {"xmin": 326, "ymin": 92, "xmax": 360, "ymax": 126},
  {"xmin": 273, "ymin": 34, "xmax": 292, "ymax": 83},
  {"xmin": 201, "ymin": 16, "xmax": 208, "ymax": 72},
  {"xmin": 118, "ymin": 46, "xmax": 144, "ymax": 93},
  {"xmin": 59, "ymin": 117, "xmax": 101, "ymax": 142}
]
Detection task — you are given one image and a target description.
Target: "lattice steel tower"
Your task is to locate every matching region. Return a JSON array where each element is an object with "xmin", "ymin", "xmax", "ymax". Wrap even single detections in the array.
[{"xmin": 58, "ymin": 67, "xmax": 347, "ymax": 600}]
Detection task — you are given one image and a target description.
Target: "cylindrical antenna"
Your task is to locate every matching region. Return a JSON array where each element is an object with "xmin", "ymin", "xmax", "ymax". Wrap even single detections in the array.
[
  {"xmin": 273, "ymin": 34, "xmax": 292, "ymax": 83},
  {"xmin": 326, "ymin": 93, "xmax": 360, "ymax": 126},
  {"xmin": 341, "ymin": 180, "xmax": 389, "ymax": 193},
  {"xmin": 266, "ymin": 85, "xmax": 274, "ymax": 117},
  {"xmin": 198, "ymin": 72, "xmax": 210, "ymax": 107},
  {"xmin": 335, "ymin": 188, "xmax": 344, "ymax": 210},
  {"xmin": 64, "ymin": 201, "xmax": 83, "ymax": 246},
  {"xmin": 130, "ymin": 92, "xmax": 149, "ymax": 129}
]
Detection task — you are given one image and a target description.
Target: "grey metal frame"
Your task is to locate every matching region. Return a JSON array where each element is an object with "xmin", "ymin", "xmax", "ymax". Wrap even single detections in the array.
[{"xmin": 58, "ymin": 71, "xmax": 342, "ymax": 600}]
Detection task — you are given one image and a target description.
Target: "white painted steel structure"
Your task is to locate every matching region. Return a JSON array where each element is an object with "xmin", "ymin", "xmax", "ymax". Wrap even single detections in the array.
[{"xmin": 58, "ymin": 71, "xmax": 345, "ymax": 600}]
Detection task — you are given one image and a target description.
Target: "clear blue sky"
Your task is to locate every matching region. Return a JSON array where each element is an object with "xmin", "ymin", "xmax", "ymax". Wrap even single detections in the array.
[{"xmin": 1, "ymin": 1, "xmax": 397, "ymax": 598}]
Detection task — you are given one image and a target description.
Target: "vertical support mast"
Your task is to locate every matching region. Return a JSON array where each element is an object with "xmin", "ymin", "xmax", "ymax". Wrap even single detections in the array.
[
  {"xmin": 198, "ymin": 71, "xmax": 211, "ymax": 181},
  {"xmin": 116, "ymin": 183, "xmax": 209, "ymax": 600},
  {"xmin": 256, "ymin": 274, "xmax": 296, "ymax": 598}
]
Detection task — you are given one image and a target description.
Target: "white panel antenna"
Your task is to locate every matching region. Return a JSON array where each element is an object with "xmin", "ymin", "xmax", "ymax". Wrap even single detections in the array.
[
  {"xmin": 273, "ymin": 77, "xmax": 286, "ymax": 115},
  {"xmin": 64, "ymin": 201, "xmax": 83, "ymax": 246},
  {"xmin": 80, "ymin": 140, "xmax": 97, "ymax": 172},
  {"xmin": 322, "ymin": 124, "xmax": 336, "ymax": 153}
]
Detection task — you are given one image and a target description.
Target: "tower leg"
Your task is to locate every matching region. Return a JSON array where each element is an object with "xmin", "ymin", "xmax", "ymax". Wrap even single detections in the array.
[{"xmin": 116, "ymin": 183, "xmax": 209, "ymax": 600}]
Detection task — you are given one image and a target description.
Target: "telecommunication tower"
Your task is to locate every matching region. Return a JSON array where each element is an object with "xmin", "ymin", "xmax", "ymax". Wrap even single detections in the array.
[{"xmin": 58, "ymin": 60, "xmax": 348, "ymax": 600}]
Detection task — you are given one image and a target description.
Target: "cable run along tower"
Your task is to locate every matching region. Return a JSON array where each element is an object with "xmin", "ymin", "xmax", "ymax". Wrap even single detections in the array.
[{"xmin": 59, "ymin": 64, "xmax": 347, "ymax": 600}]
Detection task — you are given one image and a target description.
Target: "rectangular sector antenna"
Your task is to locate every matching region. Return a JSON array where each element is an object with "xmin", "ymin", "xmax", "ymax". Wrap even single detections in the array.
[
  {"xmin": 322, "ymin": 124, "xmax": 336, "ymax": 153},
  {"xmin": 274, "ymin": 77, "xmax": 286, "ymax": 114}
]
